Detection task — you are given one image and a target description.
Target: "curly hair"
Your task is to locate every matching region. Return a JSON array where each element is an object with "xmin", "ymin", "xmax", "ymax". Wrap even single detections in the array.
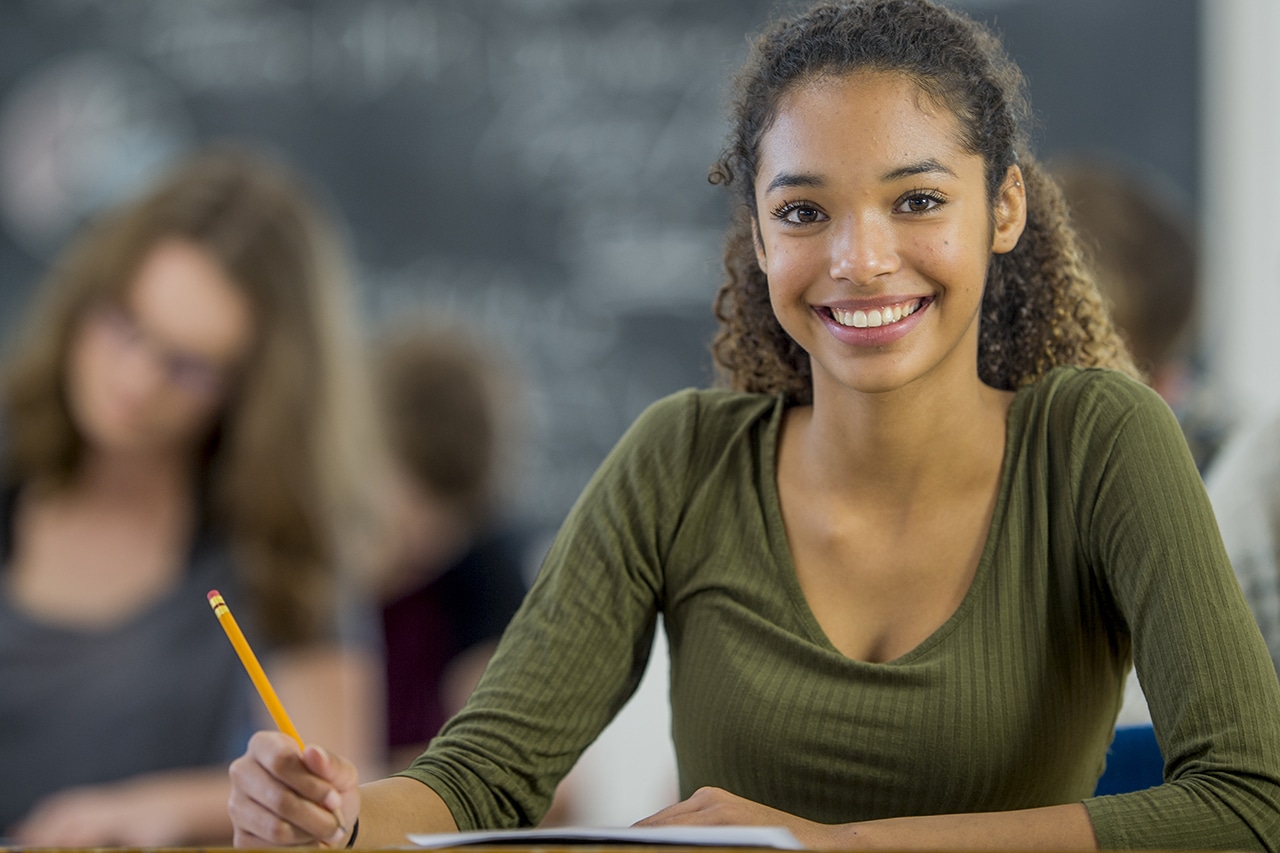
[{"xmin": 710, "ymin": 0, "xmax": 1138, "ymax": 402}]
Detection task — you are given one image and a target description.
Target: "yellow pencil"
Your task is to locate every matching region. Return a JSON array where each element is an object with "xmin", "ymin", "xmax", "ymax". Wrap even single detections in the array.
[
  {"xmin": 207, "ymin": 589, "xmax": 306, "ymax": 750},
  {"xmin": 207, "ymin": 589, "xmax": 346, "ymax": 841}
]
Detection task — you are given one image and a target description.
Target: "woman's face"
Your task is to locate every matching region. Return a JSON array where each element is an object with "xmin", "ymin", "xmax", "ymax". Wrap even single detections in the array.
[
  {"xmin": 751, "ymin": 70, "xmax": 1025, "ymax": 399},
  {"xmin": 66, "ymin": 238, "xmax": 255, "ymax": 459}
]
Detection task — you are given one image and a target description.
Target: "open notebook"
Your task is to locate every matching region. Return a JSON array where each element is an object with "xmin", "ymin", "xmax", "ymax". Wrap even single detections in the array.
[{"xmin": 409, "ymin": 826, "xmax": 804, "ymax": 848}]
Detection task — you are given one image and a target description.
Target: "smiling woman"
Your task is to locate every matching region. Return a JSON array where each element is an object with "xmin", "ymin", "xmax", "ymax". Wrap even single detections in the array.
[
  {"xmin": 225, "ymin": 2, "xmax": 1280, "ymax": 851},
  {"xmin": 0, "ymin": 145, "xmax": 387, "ymax": 844},
  {"xmin": 750, "ymin": 72, "xmax": 1027, "ymax": 400}
]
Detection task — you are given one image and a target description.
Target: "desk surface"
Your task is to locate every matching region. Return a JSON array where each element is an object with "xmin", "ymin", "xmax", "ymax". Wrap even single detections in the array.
[
  {"xmin": 0, "ymin": 840, "xmax": 1167, "ymax": 845},
  {"xmin": 0, "ymin": 848, "xmax": 783, "ymax": 853}
]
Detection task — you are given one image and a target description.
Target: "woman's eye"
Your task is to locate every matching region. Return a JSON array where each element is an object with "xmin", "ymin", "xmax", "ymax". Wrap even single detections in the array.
[
  {"xmin": 896, "ymin": 192, "xmax": 945, "ymax": 214},
  {"xmin": 772, "ymin": 202, "xmax": 826, "ymax": 225}
]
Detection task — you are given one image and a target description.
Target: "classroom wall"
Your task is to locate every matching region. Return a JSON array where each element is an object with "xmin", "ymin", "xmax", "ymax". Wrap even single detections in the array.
[{"xmin": 1201, "ymin": 0, "xmax": 1280, "ymax": 421}]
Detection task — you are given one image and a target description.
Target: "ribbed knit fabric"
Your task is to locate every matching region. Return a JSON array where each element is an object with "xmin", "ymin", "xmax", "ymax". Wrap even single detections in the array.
[{"xmin": 398, "ymin": 367, "xmax": 1280, "ymax": 850}]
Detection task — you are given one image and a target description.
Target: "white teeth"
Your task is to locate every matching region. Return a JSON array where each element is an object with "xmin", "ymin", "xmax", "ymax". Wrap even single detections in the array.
[{"xmin": 830, "ymin": 300, "xmax": 921, "ymax": 329}]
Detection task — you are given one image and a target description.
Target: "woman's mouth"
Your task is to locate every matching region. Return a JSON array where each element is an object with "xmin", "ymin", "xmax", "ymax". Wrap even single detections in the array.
[{"xmin": 826, "ymin": 297, "xmax": 928, "ymax": 329}]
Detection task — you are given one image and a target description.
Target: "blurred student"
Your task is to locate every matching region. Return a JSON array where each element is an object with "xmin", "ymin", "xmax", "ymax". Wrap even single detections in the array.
[
  {"xmin": 1055, "ymin": 158, "xmax": 1229, "ymax": 472},
  {"xmin": 373, "ymin": 328, "xmax": 529, "ymax": 771},
  {"xmin": 0, "ymin": 144, "xmax": 384, "ymax": 845},
  {"xmin": 1206, "ymin": 409, "xmax": 1280, "ymax": 676}
]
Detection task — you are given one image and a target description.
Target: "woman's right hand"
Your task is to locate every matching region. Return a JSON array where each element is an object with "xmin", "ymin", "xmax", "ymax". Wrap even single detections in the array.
[{"xmin": 228, "ymin": 731, "xmax": 360, "ymax": 848}]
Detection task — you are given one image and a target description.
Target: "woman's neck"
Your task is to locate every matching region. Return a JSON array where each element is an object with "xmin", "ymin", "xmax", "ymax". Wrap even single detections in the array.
[
  {"xmin": 796, "ymin": 369, "xmax": 1014, "ymax": 506},
  {"xmin": 5, "ymin": 447, "xmax": 200, "ymax": 630},
  {"xmin": 67, "ymin": 446, "xmax": 196, "ymax": 508}
]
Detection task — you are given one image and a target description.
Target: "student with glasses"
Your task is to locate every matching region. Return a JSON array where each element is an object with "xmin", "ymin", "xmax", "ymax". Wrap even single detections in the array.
[{"xmin": 0, "ymin": 144, "xmax": 386, "ymax": 845}]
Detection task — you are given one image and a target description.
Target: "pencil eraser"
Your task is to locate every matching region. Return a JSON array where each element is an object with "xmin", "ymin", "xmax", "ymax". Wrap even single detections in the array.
[{"xmin": 207, "ymin": 589, "xmax": 221, "ymax": 601}]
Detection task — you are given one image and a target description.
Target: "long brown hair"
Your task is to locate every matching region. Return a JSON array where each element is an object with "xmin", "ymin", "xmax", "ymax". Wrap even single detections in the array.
[
  {"xmin": 0, "ymin": 144, "xmax": 382, "ymax": 646},
  {"xmin": 710, "ymin": 0, "xmax": 1139, "ymax": 404}
]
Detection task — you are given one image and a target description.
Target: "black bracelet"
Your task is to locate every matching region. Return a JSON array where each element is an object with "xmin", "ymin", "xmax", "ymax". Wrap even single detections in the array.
[{"xmin": 344, "ymin": 817, "xmax": 360, "ymax": 849}]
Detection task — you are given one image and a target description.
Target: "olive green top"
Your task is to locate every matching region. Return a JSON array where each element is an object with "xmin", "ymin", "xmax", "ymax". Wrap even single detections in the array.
[{"xmin": 399, "ymin": 367, "xmax": 1280, "ymax": 850}]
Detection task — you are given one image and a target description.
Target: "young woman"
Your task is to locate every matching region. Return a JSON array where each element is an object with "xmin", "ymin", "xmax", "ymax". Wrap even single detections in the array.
[
  {"xmin": 0, "ymin": 145, "xmax": 385, "ymax": 845},
  {"xmin": 226, "ymin": 1, "xmax": 1280, "ymax": 849}
]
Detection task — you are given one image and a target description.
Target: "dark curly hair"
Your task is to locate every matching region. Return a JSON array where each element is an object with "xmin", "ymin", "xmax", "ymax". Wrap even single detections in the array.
[{"xmin": 710, "ymin": 0, "xmax": 1138, "ymax": 403}]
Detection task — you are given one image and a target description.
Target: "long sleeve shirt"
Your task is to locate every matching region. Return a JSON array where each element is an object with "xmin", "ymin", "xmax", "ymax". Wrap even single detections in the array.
[{"xmin": 400, "ymin": 367, "xmax": 1280, "ymax": 850}]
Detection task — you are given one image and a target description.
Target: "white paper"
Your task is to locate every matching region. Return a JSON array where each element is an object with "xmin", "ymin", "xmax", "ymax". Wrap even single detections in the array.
[{"xmin": 408, "ymin": 825, "xmax": 805, "ymax": 849}]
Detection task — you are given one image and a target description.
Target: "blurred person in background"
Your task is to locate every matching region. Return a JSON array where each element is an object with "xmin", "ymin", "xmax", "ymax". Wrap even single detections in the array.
[
  {"xmin": 1054, "ymin": 158, "xmax": 1229, "ymax": 473},
  {"xmin": 1205, "ymin": 401, "xmax": 1280, "ymax": 677},
  {"xmin": 373, "ymin": 326, "xmax": 530, "ymax": 772},
  {"xmin": 0, "ymin": 144, "xmax": 385, "ymax": 845}
]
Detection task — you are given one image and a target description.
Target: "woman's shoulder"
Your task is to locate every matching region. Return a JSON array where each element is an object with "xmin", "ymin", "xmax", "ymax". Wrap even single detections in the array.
[
  {"xmin": 627, "ymin": 386, "xmax": 782, "ymax": 443},
  {"xmin": 1023, "ymin": 364, "xmax": 1156, "ymax": 402},
  {"xmin": 595, "ymin": 388, "xmax": 782, "ymax": 501},
  {"xmin": 1012, "ymin": 367, "xmax": 1197, "ymax": 493},
  {"xmin": 1016, "ymin": 366, "xmax": 1169, "ymax": 431}
]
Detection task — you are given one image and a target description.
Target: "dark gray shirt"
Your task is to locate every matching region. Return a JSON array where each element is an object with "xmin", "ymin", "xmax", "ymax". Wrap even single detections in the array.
[{"xmin": 0, "ymin": 488, "xmax": 257, "ymax": 833}]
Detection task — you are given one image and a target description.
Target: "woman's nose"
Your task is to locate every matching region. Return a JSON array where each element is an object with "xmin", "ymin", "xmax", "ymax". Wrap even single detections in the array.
[
  {"xmin": 828, "ymin": 212, "xmax": 899, "ymax": 285},
  {"xmin": 114, "ymin": 340, "xmax": 170, "ymax": 399}
]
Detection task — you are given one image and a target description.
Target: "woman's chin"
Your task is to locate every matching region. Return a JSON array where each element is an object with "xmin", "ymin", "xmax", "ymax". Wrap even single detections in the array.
[{"xmin": 77, "ymin": 420, "xmax": 164, "ymax": 460}]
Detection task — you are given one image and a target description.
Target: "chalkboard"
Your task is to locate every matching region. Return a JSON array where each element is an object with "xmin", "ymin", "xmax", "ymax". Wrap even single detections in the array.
[{"xmin": 0, "ymin": 0, "xmax": 1197, "ymax": 531}]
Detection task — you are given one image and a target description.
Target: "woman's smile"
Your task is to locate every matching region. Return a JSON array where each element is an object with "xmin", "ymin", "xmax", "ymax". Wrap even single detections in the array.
[
  {"xmin": 816, "ymin": 296, "xmax": 934, "ymax": 345},
  {"xmin": 828, "ymin": 298, "xmax": 925, "ymax": 328}
]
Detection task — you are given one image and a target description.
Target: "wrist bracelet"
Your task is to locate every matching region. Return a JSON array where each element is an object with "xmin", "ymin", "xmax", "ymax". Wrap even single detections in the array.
[{"xmin": 345, "ymin": 817, "xmax": 360, "ymax": 849}]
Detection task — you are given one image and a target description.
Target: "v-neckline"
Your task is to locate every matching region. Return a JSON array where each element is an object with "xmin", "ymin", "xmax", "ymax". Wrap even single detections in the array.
[{"xmin": 760, "ymin": 387, "xmax": 1027, "ymax": 666}]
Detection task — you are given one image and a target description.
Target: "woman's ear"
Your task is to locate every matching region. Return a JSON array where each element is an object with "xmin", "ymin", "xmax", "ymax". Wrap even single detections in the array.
[
  {"xmin": 991, "ymin": 165, "xmax": 1027, "ymax": 255},
  {"xmin": 752, "ymin": 217, "xmax": 768, "ymax": 275}
]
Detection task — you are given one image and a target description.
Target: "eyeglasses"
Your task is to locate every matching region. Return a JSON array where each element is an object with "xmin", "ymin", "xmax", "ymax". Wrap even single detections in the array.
[{"xmin": 87, "ymin": 301, "xmax": 239, "ymax": 399}]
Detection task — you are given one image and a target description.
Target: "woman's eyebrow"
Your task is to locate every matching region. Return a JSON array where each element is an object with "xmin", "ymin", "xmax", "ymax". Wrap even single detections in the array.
[
  {"xmin": 880, "ymin": 158, "xmax": 957, "ymax": 182},
  {"xmin": 765, "ymin": 171, "xmax": 824, "ymax": 194},
  {"xmin": 764, "ymin": 158, "xmax": 958, "ymax": 195}
]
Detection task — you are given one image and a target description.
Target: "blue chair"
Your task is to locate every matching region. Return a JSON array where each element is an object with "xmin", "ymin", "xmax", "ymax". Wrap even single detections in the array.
[{"xmin": 1094, "ymin": 723, "xmax": 1163, "ymax": 795}]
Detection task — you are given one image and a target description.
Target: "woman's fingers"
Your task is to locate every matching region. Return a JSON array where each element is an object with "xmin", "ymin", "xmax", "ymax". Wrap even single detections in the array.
[
  {"xmin": 228, "ymin": 732, "xmax": 354, "ymax": 846},
  {"xmin": 301, "ymin": 746, "xmax": 359, "ymax": 840},
  {"xmin": 233, "ymin": 826, "xmax": 287, "ymax": 849},
  {"xmin": 634, "ymin": 787, "xmax": 731, "ymax": 826},
  {"xmin": 635, "ymin": 787, "xmax": 830, "ymax": 849},
  {"xmin": 301, "ymin": 746, "xmax": 358, "ymax": 804},
  {"xmin": 228, "ymin": 749, "xmax": 318, "ymax": 845}
]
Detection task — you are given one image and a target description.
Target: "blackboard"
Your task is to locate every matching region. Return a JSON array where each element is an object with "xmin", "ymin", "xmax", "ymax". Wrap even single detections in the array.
[{"xmin": 0, "ymin": 0, "xmax": 1198, "ymax": 531}]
